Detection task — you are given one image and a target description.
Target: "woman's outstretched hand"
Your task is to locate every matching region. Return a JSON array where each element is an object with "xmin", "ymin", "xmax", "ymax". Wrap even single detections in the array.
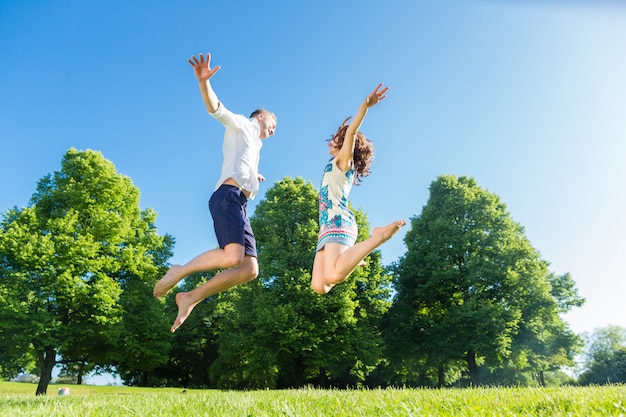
[{"xmin": 364, "ymin": 83, "xmax": 389, "ymax": 108}]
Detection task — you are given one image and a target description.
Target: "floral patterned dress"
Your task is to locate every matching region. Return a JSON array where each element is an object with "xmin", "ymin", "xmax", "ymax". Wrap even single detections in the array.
[{"xmin": 316, "ymin": 158, "xmax": 358, "ymax": 252}]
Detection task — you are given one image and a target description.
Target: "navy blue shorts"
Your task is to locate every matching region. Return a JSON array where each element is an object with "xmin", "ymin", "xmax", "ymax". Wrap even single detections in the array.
[{"xmin": 208, "ymin": 184, "xmax": 257, "ymax": 257}]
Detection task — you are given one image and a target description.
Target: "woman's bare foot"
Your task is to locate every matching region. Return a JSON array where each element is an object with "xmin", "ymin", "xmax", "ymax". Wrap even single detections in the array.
[
  {"xmin": 372, "ymin": 220, "xmax": 407, "ymax": 243},
  {"xmin": 153, "ymin": 265, "xmax": 184, "ymax": 298},
  {"xmin": 171, "ymin": 292, "xmax": 198, "ymax": 333}
]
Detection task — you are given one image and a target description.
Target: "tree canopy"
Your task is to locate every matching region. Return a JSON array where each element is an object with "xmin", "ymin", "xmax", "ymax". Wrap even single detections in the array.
[
  {"xmin": 387, "ymin": 175, "xmax": 583, "ymax": 387},
  {"xmin": 205, "ymin": 177, "xmax": 394, "ymax": 388},
  {"xmin": 0, "ymin": 159, "xmax": 589, "ymax": 391},
  {"xmin": 0, "ymin": 148, "xmax": 173, "ymax": 394},
  {"xmin": 579, "ymin": 325, "xmax": 626, "ymax": 385}
]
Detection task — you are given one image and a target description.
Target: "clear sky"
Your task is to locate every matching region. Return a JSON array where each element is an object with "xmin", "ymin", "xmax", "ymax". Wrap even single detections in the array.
[{"xmin": 2, "ymin": 0, "xmax": 625, "ymax": 342}]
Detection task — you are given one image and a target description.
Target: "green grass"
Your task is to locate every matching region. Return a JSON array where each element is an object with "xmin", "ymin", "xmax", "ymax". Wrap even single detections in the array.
[{"xmin": 1, "ymin": 382, "xmax": 626, "ymax": 416}]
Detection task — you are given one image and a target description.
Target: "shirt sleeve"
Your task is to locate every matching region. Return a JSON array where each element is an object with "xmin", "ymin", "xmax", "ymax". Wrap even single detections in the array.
[{"xmin": 210, "ymin": 103, "xmax": 247, "ymax": 130}]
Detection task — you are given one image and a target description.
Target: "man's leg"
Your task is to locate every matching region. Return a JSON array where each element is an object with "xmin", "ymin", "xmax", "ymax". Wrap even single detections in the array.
[
  {"xmin": 171, "ymin": 252, "xmax": 258, "ymax": 332},
  {"xmin": 153, "ymin": 243, "xmax": 246, "ymax": 298}
]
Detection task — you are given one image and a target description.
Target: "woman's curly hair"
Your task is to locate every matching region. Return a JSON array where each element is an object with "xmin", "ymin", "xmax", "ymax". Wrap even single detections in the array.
[{"xmin": 327, "ymin": 117, "xmax": 375, "ymax": 185}]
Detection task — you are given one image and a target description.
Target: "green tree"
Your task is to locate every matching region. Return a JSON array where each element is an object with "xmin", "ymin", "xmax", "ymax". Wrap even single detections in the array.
[
  {"xmin": 0, "ymin": 148, "xmax": 172, "ymax": 395},
  {"xmin": 498, "ymin": 272, "xmax": 584, "ymax": 386},
  {"xmin": 209, "ymin": 177, "xmax": 393, "ymax": 388},
  {"xmin": 0, "ymin": 265, "xmax": 36, "ymax": 378},
  {"xmin": 111, "ymin": 273, "xmax": 173, "ymax": 386},
  {"xmin": 388, "ymin": 175, "xmax": 581, "ymax": 387},
  {"xmin": 150, "ymin": 272, "xmax": 222, "ymax": 389},
  {"xmin": 579, "ymin": 325, "xmax": 626, "ymax": 385}
]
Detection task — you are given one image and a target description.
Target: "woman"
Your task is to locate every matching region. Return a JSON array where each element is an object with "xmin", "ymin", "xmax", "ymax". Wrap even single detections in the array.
[{"xmin": 311, "ymin": 83, "xmax": 406, "ymax": 294}]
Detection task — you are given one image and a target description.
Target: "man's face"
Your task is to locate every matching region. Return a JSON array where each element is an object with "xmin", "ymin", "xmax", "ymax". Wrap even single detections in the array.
[{"xmin": 258, "ymin": 113, "xmax": 276, "ymax": 139}]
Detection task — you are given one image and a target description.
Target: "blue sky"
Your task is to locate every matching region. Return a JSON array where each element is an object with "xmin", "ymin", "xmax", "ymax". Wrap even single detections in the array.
[{"xmin": 2, "ymin": 0, "xmax": 626, "ymax": 349}]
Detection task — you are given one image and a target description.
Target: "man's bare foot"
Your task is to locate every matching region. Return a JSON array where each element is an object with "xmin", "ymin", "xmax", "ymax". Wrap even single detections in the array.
[
  {"xmin": 372, "ymin": 220, "xmax": 407, "ymax": 243},
  {"xmin": 153, "ymin": 265, "xmax": 184, "ymax": 298},
  {"xmin": 171, "ymin": 292, "xmax": 197, "ymax": 333}
]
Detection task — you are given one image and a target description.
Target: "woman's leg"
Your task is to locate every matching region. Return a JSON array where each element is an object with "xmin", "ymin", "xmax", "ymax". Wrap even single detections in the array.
[
  {"xmin": 311, "ymin": 220, "xmax": 406, "ymax": 294},
  {"xmin": 311, "ymin": 248, "xmax": 334, "ymax": 294}
]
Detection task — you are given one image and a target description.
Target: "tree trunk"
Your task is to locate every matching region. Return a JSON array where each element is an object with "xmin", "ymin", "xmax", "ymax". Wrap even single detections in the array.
[
  {"xmin": 36, "ymin": 346, "xmax": 57, "ymax": 396},
  {"xmin": 141, "ymin": 371, "xmax": 149, "ymax": 387},
  {"xmin": 538, "ymin": 370, "xmax": 546, "ymax": 387},
  {"xmin": 437, "ymin": 365, "xmax": 446, "ymax": 388},
  {"xmin": 293, "ymin": 356, "xmax": 305, "ymax": 387},
  {"xmin": 418, "ymin": 372, "xmax": 427, "ymax": 387},
  {"xmin": 182, "ymin": 372, "xmax": 190, "ymax": 389},
  {"xmin": 465, "ymin": 349, "xmax": 480, "ymax": 387}
]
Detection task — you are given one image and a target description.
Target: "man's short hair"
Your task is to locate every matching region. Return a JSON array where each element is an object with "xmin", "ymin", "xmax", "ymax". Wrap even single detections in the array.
[{"xmin": 250, "ymin": 109, "xmax": 276, "ymax": 121}]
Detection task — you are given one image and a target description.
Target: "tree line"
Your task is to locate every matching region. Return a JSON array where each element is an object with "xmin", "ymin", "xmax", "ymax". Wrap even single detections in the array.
[{"xmin": 0, "ymin": 148, "xmax": 616, "ymax": 395}]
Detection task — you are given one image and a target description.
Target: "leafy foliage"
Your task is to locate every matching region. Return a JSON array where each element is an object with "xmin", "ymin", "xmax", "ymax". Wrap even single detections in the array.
[
  {"xmin": 387, "ymin": 175, "xmax": 582, "ymax": 387},
  {"xmin": 579, "ymin": 325, "xmax": 626, "ymax": 385},
  {"xmin": 206, "ymin": 177, "xmax": 393, "ymax": 388},
  {"xmin": 0, "ymin": 149, "xmax": 173, "ymax": 394},
  {"xmin": 1, "ymin": 158, "xmax": 589, "ymax": 390}
]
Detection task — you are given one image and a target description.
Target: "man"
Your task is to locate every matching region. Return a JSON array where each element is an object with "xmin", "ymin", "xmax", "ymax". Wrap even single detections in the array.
[{"xmin": 153, "ymin": 52, "xmax": 277, "ymax": 332}]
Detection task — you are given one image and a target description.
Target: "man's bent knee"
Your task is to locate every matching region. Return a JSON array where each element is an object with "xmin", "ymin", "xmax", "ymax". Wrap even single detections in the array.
[
  {"xmin": 222, "ymin": 244, "xmax": 246, "ymax": 268},
  {"xmin": 241, "ymin": 256, "xmax": 259, "ymax": 281}
]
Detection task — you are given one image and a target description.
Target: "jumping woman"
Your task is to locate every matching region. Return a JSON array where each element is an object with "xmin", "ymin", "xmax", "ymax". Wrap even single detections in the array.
[{"xmin": 311, "ymin": 83, "xmax": 406, "ymax": 294}]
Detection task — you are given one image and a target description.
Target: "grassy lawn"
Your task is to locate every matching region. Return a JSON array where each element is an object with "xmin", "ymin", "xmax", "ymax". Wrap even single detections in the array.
[{"xmin": 1, "ymin": 381, "xmax": 626, "ymax": 416}]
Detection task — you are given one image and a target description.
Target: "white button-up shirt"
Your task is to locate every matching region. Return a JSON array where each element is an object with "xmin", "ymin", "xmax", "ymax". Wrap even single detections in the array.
[{"xmin": 210, "ymin": 103, "xmax": 263, "ymax": 199}]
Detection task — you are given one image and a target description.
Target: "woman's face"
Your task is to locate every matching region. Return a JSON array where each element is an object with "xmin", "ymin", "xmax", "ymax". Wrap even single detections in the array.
[{"xmin": 328, "ymin": 137, "xmax": 341, "ymax": 156}]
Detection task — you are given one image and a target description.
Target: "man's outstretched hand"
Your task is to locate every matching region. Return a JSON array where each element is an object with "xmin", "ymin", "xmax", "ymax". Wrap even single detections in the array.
[{"xmin": 188, "ymin": 52, "xmax": 221, "ymax": 82}]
